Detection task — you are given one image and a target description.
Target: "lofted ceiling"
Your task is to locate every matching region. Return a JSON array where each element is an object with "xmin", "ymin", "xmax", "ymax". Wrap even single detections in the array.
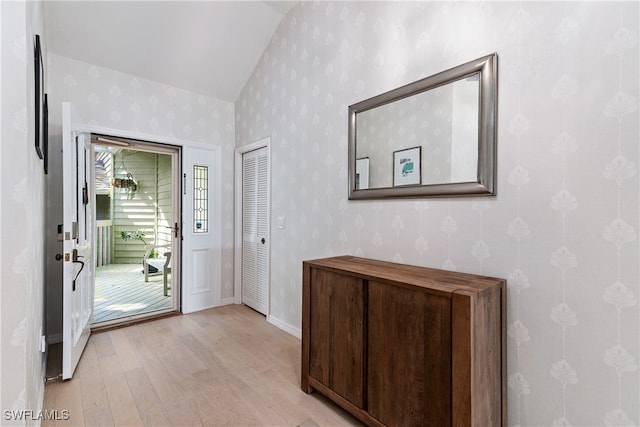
[{"xmin": 44, "ymin": 1, "xmax": 298, "ymax": 103}]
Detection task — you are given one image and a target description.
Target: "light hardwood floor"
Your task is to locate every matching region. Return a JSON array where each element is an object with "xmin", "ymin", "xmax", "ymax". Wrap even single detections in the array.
[{"xmin": 43, "ymin": 305, "xmax": 362, "ymax": 427}]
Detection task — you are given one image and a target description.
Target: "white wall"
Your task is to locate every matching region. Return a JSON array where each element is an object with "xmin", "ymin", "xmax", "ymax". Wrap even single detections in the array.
[
  {"xmin": 235, "ymin": 2, "xmax": 639, "ymax": 425},
  {"xmin": 450, "ymin": 78, "xmax": 479, "ymax": 182},
  {"xmin": 1, "ymin": 1, "xmax": 48, "ymax": 424},
  {"xmin": 45, "ymin": 53, "xmax": 236, "ymax": 339}
]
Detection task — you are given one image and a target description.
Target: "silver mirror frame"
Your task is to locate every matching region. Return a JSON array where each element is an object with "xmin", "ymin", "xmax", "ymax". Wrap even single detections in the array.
[{"xmin": 348, "ymin": 53, "xmax": 498, "ymax": 200}]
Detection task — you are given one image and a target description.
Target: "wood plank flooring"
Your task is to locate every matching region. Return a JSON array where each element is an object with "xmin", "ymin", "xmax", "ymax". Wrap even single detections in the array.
[
  {"xmin": 43, "ymin": 304, "xmax": 362, "ymax": 427},
  {"xmin": 94, "ymin": 264, "xmax": 173, "ymax": 324}
]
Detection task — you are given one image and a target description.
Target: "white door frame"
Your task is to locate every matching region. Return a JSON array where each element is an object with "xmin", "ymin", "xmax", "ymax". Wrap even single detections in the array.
[
  {"xmin": 234, "ymin": 137, "xmax": 271, "ymax": 314},
  {"xmin": 66, "ymin": 122, "xmax": 223, "ymax": 315},
  {"xmin": 89, "ymin": 137, "xmax": 183, "ymax": 327}
]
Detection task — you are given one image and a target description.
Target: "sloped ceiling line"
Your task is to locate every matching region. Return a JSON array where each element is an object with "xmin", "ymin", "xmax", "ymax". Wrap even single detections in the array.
[{"xmin": 45, "ymin": 1, "xmax": 298, "ymax": 103}]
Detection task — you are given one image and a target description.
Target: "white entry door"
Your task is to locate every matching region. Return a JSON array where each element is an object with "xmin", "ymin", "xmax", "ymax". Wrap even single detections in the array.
[
  {"xmin": 241, "ymin": 146, "xmax": 270, "ymax": 315},
  {"xmin": 182, "ymin": 146, "xmax": 221, "ymax": 313},
  {"xmin": 62, "ymin": 103, "xmax": 94, "ymax": 380}
]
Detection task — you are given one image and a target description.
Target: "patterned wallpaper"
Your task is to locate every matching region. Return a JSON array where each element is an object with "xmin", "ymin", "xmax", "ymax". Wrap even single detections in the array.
[
  {"xmin": 235, "ymin": 1, "xmax": 639, "ymax": 425},
  {"xmin": 1, "ymin": 0, "xmax": 47, "ymax": 423},
  {"xmin": 45, "ymin": 53, "xmax": 236, "ymax": 337}
]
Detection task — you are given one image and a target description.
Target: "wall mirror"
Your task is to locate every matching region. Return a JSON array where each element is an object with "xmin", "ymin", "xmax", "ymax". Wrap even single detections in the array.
[{"xmin": 348, "ymin": 53, "xmax": 497, "ymax": 199}]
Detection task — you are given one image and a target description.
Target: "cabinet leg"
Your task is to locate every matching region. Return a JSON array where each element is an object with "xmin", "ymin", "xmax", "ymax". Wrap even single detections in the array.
[{"xmin": 301, "ymin": 377, "xmax": 315, "ymax": 394}]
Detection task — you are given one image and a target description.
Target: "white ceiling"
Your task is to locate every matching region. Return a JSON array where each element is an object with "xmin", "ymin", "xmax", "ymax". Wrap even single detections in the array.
[{"xmin": 44, "ymin": 1, "xmax": 298, "ymax": 103}]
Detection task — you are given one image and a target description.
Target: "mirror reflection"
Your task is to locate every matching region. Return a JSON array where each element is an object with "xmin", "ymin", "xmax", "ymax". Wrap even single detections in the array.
[
  {"xmin": 348, "ymin": 53, "xmax": 497, "ymax": 199},
  {"xmin": 355, "ymin": 74, "xmax": 479, "ymax": 189}
]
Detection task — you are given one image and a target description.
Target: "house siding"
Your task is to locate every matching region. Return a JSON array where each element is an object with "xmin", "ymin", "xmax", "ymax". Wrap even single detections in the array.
[{"xmin": 112, "ymin": 150, "xmax": 160, "ymax": 264}]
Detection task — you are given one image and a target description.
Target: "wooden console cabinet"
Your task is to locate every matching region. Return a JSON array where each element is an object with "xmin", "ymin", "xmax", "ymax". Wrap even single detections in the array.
[{"xmin": 301, "ymin": 256, "xmax": 506, "ymax": 427}]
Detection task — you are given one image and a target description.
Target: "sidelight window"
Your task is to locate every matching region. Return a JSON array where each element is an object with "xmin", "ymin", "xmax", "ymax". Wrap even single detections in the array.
[{"xmin": 193, "ymin": 165, "xmax": 208, "ymax": 233}]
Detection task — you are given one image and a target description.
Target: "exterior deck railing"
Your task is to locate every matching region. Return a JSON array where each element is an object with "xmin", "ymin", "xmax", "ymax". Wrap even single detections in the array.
[{"xmin": 96, "ymin": 220, "xmax": 112, "ymax": 266}]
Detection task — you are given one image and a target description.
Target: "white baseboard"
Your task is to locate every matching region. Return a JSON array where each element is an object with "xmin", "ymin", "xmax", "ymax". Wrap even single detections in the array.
[
  {"xmin": 220, "ymin": 297, "xmax": 235, "ymax": 306},
  {"xmin": 267, "ymin": 315, "xmax": 301, "ymax": 339},
  {"xmin": 183, "ymin": 303, "xmax": 218, "ymax": 314},
  {"xmin": 48, "ymin": 333, "xmax": 62, "ymax": 344}
]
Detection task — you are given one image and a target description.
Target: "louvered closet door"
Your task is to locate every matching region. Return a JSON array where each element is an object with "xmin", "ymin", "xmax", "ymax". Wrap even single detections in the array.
[{"xmin": 242, "ymin": 147, "xmax": 269, "ymax": 315}]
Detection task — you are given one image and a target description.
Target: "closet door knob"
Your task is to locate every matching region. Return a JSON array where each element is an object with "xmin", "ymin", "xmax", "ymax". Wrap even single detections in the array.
[{"xmin": 261, "ymin": 238, "xmax": 266, "ymax": 244}]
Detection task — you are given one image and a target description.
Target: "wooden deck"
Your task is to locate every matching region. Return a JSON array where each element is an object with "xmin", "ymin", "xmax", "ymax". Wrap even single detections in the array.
[{"xmin": 93, "ymin": 263, "xmax": 173, "ymax": 324}]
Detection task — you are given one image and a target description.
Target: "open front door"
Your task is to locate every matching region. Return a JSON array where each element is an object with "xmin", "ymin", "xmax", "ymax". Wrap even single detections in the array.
[{"xmin": 62, "ymin": 103, "xmax": 94, "ymax": 380}]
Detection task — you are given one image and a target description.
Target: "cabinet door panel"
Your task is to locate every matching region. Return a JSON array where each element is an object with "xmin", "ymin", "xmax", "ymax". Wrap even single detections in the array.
[
  {"xmin": 309, "ymin": 268, "xmax": 365, "ymax": 407},
  {"xmin": 309, "ymin": 268, "xmax": 332, "ymax": 385},
  {"xmin": 368, "ymin": 281, "xmax": 452, "ymax": 426}
]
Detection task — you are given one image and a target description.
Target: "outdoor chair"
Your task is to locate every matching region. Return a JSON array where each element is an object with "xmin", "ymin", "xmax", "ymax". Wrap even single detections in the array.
[{"xmin": 143, "ymin": 244, "xmax": 172, "ymax": 296}]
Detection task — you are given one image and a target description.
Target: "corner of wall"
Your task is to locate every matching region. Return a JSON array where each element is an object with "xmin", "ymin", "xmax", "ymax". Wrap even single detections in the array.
[{"xmin": 267, "ymin": 314, "xmax": 301, "ymax": 340}]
